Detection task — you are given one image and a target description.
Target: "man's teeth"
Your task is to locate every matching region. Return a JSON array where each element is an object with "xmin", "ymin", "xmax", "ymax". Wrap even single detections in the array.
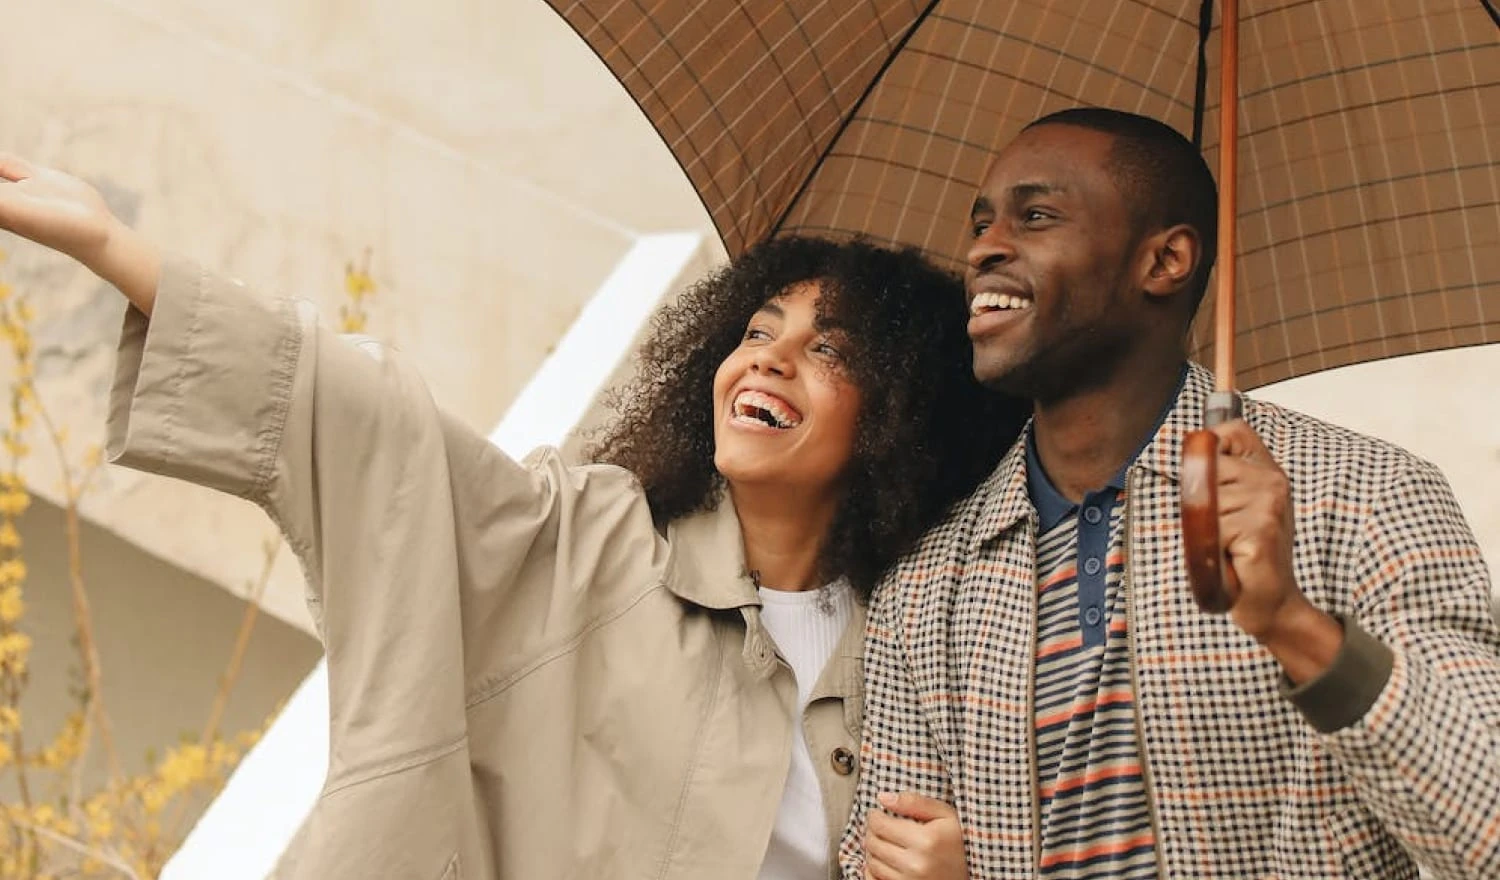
[
  {"xmin": 733, "ymin": 390, "xmax": 802, "ymax": 429},
  {"xmin": 970, "ymin": 292, "xmax": 1033, "ymax": 315}
]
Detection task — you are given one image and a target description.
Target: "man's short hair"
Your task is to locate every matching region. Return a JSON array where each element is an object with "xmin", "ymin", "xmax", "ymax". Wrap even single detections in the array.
[{"xmin": 1025, "ymin": 107, "xmax": 1219, "ymax": 310}]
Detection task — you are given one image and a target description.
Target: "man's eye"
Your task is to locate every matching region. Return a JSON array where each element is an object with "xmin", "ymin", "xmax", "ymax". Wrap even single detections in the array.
[
  {"xmin": 971, "ymin": 221, "xmax": 991, "ymax": 238},
  {"xmin": 1024, "ymin": 208, "xmax": 1052, "ymax": 224}
]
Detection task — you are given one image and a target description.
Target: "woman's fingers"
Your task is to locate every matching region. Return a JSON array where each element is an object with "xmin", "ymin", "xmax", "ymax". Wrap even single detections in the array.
[{"xmin": 0, "ymin": 153, "xmax": 37, "ymax": 183}]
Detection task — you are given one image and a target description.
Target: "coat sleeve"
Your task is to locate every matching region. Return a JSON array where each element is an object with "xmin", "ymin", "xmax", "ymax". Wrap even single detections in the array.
[
  {"xmin": 838, "ymin": 574, "xmax": 955, "ymax": 878},
  {"xmin": 105, "ymin": 256, "xmax": 663, "ymax": 790},
  {"xmin": 1293, "ymin": 457, "xmax": 1500, "ymax": 879}
]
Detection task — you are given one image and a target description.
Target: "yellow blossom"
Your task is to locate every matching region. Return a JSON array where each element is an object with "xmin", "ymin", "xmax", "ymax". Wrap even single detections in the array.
[
  {"xmin": 84, "ymin": 797, "xmax": 115, "ymax": 839},
  {"xmin": 0, "ymin": 585, "xmax": 22, "ymax": 623},
  {"xmin": 344, "ymin": 266, "xmax": 376, "ymax": 299},
  {"xmin": 0, "ymin": 490, "xmax": 29, "ymax": 518},
  {"xmin": 0, "ymin": 631, "xmax": 31, "ymax": 664},
  {"xmin": 0, "ymin": 739, "xmax": 12, "ymax": 767},
  {"xmin": 140, "ymin": 781, "xmax": 168, "ymax": 815},
  {"xmin": 32, "ymin": 711, "xmax": 84, "ymax": 769},
  {"xmin": 0, "ymin": 558, "xmax": 26, "ymax": 585},
  {"xmin": 0, "ymin": 520, "xmax": 18, "ymax": 549},
  {"xmin": 157, "ymin": 742, "xmax": 210, "ymax": 796}
]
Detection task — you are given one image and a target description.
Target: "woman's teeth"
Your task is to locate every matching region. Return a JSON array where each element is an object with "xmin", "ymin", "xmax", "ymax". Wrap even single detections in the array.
[{"xmin": 732, "ymin": 390, "xmax": 802, "ymax": 429}]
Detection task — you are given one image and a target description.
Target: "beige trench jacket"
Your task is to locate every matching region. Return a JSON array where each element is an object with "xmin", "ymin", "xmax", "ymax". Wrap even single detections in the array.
[{"xmin": 106, "ymin": 258, "xmax": 866, "ymax": 879}]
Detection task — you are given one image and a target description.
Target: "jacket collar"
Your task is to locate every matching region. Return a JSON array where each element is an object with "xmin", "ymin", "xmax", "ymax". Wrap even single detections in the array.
[
  {"xmin": 662, "ymin": 491, "xmax": 762, "ymax": 610},
  {"xmin": 1135, "ymin": 360, "xmax": 1214, "ymax": 485},
  {"xmin": 662, "ymin": 493, "xmax": 868, "ymax": 682},
  {"xmin": 972, "ymin": 361, "xmax": 1216, "ymax": 546}
]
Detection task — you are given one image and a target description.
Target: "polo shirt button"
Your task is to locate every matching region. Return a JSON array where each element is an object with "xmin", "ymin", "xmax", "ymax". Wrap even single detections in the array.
[
  {"xmin": 831, "ymin": 747, "xmax": 856, "ymax": 776},
  {"xmin": 1083, "ymin": 506, "xmax": 1103, "ymax": 524},
  {"xmin": 1083, "ymin": 557, "xmax": 1102, "ymax": 576},
  {"xmin": 1084, "ymin": 606, "xmax": 1103, "ymax": 627}
]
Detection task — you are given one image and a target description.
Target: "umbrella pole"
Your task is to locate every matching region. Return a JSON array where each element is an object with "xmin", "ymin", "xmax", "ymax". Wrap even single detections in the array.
[
  {"xmin": 1213, "ymin": 0, "xmax": 1239, "ymax": 397},
  {"xmin": 1181, "ymin": 0, "xmax": 1242, "ymax": 614}
]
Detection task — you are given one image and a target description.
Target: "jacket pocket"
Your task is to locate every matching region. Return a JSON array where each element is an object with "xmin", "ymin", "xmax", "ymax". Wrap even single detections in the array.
[{"xmin": 1321, "ymin": 806, "xmax": 1418, "ymax": 879}]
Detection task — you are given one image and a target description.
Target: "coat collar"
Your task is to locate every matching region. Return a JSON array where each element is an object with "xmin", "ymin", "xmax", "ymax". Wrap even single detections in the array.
[
  {"xmin": 662, "ymin": 491, "xmax": 762, "ymax": 610},
  {"xmin": 971, "ymin": 361, "xmax": 1216, "ymax": 546}
]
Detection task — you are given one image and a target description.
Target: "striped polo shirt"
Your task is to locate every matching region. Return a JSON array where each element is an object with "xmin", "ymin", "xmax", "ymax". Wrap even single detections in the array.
[{"xmin": 1027, "ymin": 433, "xmax": 1158, "ymax": 878}]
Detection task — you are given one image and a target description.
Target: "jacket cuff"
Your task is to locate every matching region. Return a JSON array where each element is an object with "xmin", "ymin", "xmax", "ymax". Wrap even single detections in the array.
[{"xmin": 1281, "ymin": 615, "xmax": 1395, "ymax": 734}]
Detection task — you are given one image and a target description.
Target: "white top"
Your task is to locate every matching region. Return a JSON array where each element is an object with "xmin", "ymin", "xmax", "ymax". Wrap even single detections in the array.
[{"xmin": 756, "ymin": 580, "xmax": 856, "ymax": 880}]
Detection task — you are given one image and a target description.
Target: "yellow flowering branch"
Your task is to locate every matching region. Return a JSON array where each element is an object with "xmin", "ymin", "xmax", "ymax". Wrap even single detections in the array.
[
  {"xmin": 0, "ymin": 249, "xmax": 374, "ymax": 876},
  {"xmin": 340, "ymin": 248, "xmax": 376, "ymax": 335}
]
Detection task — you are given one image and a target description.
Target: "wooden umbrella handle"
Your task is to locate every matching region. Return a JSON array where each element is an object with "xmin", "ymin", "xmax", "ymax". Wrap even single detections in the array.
[
  {"xmin": 1181, "ymin": 394, "xmax": 1243, "ymax": 613},
  {"xmin": 1181, "ymin": 0, "xmax": 1241, "ymax": 614}
]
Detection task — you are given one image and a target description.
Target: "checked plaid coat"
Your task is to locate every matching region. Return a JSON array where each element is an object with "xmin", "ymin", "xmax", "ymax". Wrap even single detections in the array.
[{"xmin": 841, "ymin": 364, "xmax": 1500, "ymax": 879}]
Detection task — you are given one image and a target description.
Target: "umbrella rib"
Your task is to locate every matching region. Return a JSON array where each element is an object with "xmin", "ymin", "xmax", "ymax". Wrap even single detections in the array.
[
  {"xmin": 1482, "ymin": 0, "xmax": 1500, "ymax": 27},
  {"xmin": 766, "ymin": 0, "xmax": 944, "ymax": 240},
  {"xmin": 1191, "ymin": 0, "xmax": 1214, "ymax": 148}
]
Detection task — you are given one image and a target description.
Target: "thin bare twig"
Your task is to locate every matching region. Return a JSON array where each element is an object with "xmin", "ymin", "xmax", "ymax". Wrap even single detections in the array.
[
  {"xmin": 162, "ymin": 534, "xmax": 279, "ymax": 841},
  {"xmin": 7, "ymin": 817, "xmax": 142, "ymax": 880},
  {"xmin": 33, "ymin": 398, "xmax": 124, "ymax": 787}
]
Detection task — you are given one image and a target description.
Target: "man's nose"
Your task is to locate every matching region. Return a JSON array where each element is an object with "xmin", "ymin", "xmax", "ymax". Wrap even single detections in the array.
[{"xmin": 967, "ymin": 226, "xmax": 1015, "ymax": 274}]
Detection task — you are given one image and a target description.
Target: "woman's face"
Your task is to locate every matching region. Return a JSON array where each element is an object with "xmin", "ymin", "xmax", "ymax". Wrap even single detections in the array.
[{"xmin": 711, "ymin": 282, "xmax": 861, "ymax": 498}]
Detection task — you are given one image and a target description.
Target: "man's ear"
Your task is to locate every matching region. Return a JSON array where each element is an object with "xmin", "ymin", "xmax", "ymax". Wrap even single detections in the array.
[{"xmin": 1140, "ymin": 224, "xmax": 1201, "ymax": 301}]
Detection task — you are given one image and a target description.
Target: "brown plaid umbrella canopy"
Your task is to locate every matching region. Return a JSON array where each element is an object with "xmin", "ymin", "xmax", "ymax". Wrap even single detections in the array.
[{"xmin": 545, "ymin": 0, "xmax": 1498, "ymax": 390}]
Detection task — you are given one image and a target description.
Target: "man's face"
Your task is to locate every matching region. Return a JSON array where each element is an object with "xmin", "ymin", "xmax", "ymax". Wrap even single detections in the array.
[{"xmin": 964, "ymin": 124, "xmax": 1145, "ymax": 401}]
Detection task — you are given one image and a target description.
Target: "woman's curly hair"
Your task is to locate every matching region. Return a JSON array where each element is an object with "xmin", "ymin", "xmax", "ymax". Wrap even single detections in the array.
[{"xmin": 587, "ymin": 235, "xmax": 1029, "ymax": 598}]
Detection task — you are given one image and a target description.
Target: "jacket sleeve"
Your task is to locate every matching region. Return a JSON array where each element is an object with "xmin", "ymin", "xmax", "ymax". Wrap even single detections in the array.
[
  {"xmin": 105, "ymin": 256, "xmax": 661, "ymax": 787},
  {"xmin": 104, "ymin": 255, "xmax": 525, "ymax": 619},
  {"xmin": 1294, "ymin": 457, "xmax": 1500, "ymax": 879},
  {"xmin": 838, "ymin": 575, "xmax": 954, "ymax": 878}
]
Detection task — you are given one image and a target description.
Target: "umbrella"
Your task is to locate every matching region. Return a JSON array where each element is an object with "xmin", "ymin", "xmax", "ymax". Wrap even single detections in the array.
[{"xmin": 545, "ymin": 0, "xmax": 1500, "ymax": 607}]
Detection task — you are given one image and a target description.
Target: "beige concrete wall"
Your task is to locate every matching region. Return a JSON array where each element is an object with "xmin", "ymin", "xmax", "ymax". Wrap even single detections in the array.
[{"xmin": 0, "ymin": 0, "xmax": 716, "ymax": 634}]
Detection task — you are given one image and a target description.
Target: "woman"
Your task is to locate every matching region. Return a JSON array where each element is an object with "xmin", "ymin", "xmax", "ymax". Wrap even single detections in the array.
[{"xmin": 0, "ymin": 154, "xmax": 1019, "ymax": 879}]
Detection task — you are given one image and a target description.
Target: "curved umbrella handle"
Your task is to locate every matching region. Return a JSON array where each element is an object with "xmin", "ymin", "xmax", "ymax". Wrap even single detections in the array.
[{"xmin": 1180, "ymin": 391, "xmax": 1243, "ymax": 614}]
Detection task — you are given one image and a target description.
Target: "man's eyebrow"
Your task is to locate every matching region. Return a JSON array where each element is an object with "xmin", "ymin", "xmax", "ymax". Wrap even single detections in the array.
[
  {"xmin": 1009, "ymin": 181, "xmax": 1065, "ymax": 202},
  {"xmin": 972, "ymin": 182, "xmax": 1067, "ymax": 217}
]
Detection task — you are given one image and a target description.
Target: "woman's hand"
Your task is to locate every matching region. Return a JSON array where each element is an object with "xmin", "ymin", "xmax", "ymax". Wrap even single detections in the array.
[
  {"xmin": 863, "ymin": 791, "xmax": 968, "ymax": 880},
  {"xmin": 0, "ymin": 154, "xmax": 160, "ymax": 314}
]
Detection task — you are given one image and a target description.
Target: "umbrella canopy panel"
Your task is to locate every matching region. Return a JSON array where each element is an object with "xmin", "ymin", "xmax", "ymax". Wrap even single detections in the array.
[{"xmin": 547, "ymin": 0, "xmax": 1498, "ymax": 388}]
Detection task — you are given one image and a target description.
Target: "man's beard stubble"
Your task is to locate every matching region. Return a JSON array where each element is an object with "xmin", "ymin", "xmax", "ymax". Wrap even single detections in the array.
[{"xmin": 980, "ymin": 320, "xmax": 1134, "ymax": 406}]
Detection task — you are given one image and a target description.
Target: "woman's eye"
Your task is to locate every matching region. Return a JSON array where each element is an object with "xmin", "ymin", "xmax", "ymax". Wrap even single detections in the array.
[
  {"xmin": 744, "ymin": 327, "xmax": 771, "ymax": 342},
  {"xmin": 813, "ymin": 342, "xmax": 843, "ymax": 361}
]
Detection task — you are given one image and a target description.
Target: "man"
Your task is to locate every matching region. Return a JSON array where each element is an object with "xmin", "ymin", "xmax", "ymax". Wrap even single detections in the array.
[{"xmin": 841, "ymin": 108, "xmax": 1500, "ymax": 879}]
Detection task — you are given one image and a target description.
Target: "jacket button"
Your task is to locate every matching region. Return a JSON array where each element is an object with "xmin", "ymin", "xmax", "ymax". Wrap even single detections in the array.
[{"xmin": 830, "ymin": 747, "xmax": 856, "ymax": 776}]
